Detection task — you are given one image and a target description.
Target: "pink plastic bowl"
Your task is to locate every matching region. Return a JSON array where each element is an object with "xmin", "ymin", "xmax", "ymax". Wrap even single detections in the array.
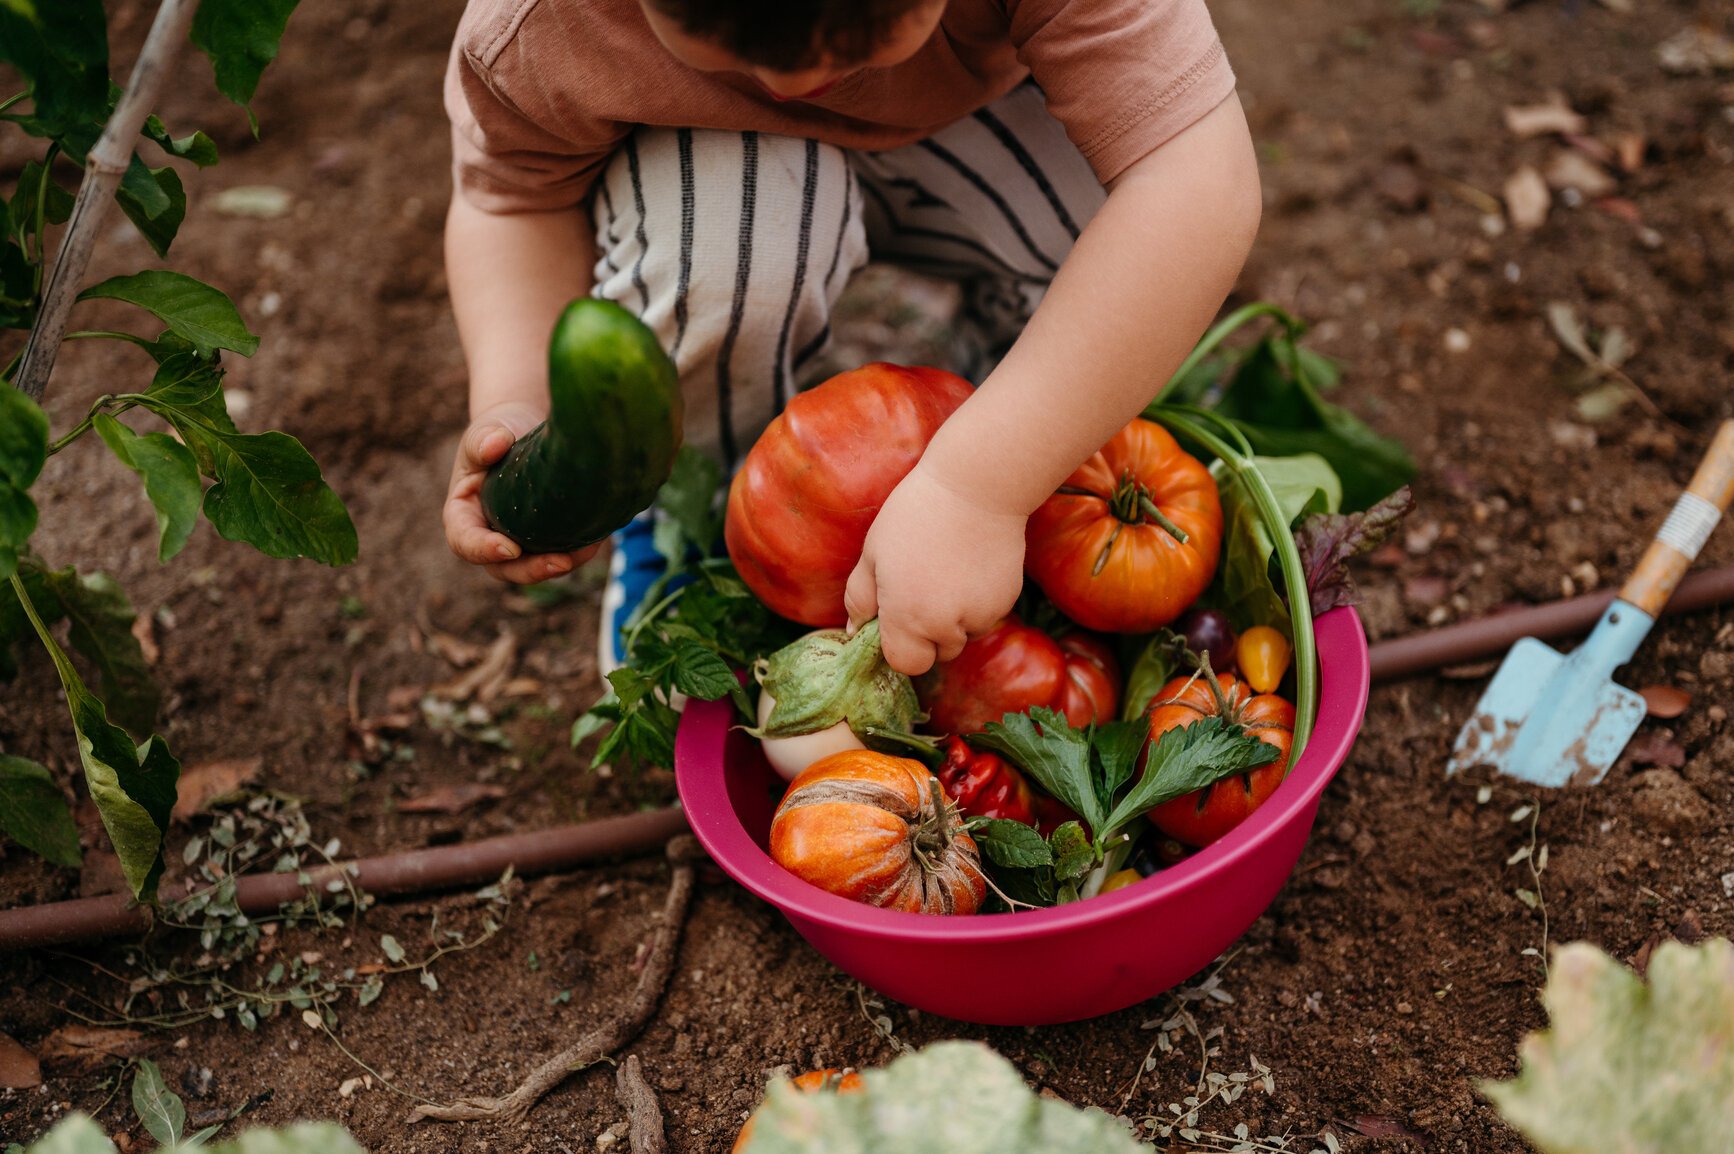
[{"xmin": 674, "ymin": 608, "xmax": 1370, "ymax": 1025}]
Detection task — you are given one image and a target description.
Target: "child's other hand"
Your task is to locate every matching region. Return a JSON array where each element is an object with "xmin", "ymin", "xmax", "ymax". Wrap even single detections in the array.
[
  {"xmin": 844, "ymin": 464, "xmax": 1027, "ymax": 676},
  {"xmin": 444, "ymin": 401, "xmax": 600, "ymax": 583}
]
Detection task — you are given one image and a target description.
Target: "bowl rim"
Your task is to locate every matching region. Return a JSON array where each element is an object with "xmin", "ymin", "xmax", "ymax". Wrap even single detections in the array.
[{"xmin": 674, "ymin": 606, "xmax": 1370, "ymax": 943}]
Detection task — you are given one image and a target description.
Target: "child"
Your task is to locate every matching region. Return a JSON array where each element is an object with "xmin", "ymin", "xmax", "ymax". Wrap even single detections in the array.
[{"xmin": 441, "ymin": 0, "xmax": 1261, "ymax": 678}]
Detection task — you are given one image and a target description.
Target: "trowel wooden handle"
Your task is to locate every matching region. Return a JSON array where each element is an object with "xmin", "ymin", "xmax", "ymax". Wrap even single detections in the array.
[{"xmin": 1620, "ymin": 420, "xmax": 1734, "ymax": 616}]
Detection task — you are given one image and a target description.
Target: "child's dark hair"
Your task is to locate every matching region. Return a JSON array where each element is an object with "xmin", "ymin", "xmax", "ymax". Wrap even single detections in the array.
[{"xmin": 647, "ymin": 0, "xmax": 932, "ymax": 72}]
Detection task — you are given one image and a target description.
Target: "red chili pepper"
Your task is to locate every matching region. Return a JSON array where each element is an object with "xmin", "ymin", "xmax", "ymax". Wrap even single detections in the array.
[{"xmin": 937, "ymin": 736, "xmax": 1038, "ymax": 827}]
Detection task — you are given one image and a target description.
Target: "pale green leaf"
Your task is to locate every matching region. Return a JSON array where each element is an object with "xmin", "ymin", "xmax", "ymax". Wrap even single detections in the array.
[
  {"xmin": 379, "ymin": 934, "xmax": 404, "ymax": 964},
  {"xmin": 18, "ymin": 1113, "xmax": 117, "ymax": 1154},
  {"xmin": 740, "ymin": 1041, "xmax": 1145, "ymax": 1153},
  {"xmin": 0, "ymin": 754, "xmax": 82, "ymax": 867},
  {"xmin": 79, "ymin": 271, "xmax": 257, "ymax": 357},
  {"xmin": 132, "ymin": 1059, "xmax": 186, "ymax": 1146},
  {"xmin": 94, "ymin": 414, "xmax": 202, "ymax": 561},
  {"xmin": 1482, "ymin": 939, "xmax": 1734, "ymax": 1154}
]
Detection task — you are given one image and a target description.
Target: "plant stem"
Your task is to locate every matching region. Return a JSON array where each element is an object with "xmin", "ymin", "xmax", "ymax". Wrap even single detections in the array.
[
  {"xmin": 46, "ymin": 395, "xmax": 123, "ymax": 456},
  {"xmin": 0, "ymin": 92, "xmax": 26, "ymax": 116},
  {"xmin": 29, "ymin": 145, "xmax": 57, "ymax": 270},
  {"xmin": 13, "ymin": 0, "xmax": 201, "ymax": 401},
  {"xmin": 65, "ymin": 329, "xmax": 154, "ymax": 348},
  {"xmin": 1155, "ymin": 302, "xmax": 1302, "ymax": 406}
]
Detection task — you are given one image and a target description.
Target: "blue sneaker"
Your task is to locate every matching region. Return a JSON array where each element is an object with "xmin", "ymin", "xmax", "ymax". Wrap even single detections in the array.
[{"xmin": 598, "ymin": 510, "xmax": 666, "ymax": 678}]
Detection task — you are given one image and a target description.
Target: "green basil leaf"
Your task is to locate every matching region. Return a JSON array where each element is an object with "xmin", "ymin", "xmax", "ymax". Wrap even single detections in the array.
[
  {"xmin": 79, "ymin": 270, "xmax": 257, "ymax": 358},
  {"xmin": 670, "ymin": 639, "xmax": 737, "ymax": 701},
  {"xmin": 0, "ymin": 0, "xmax": 109, "ymax": 139},
  {"xmin": 0, "ymin": 385, "xmax": 49, "ymax": 573},
  {"xmin": 131, "ymin": 1059, "xmax": 185, "ymax": 1146},
  {"xmin": 0, "ymin": 754, "xmax": 82, "ymax": 867},
  {"xmin": 1101, "ymin": 715, "xmax": 1280, "ymax": 839},
  {"xmin": 190, "ymin": 0, "xmax": 301, "ymax": 125},
  {"xmin": 972, "ymin": 818, "xmax": 1053, "ymax": 870},
  {"xmin": 39, "ymin": 566, "xmax": 159, "ymax": 736},
  {"xmin": 93, "ymin": 414, "xmax": 202, "ymax": 562},
  {"xmin": 141, "ymin": 115, "xmax": 219, "ymax": 168},
  {"xmin": 972, "ymin": 708, "xmax": 1104, "ymax": 835}
]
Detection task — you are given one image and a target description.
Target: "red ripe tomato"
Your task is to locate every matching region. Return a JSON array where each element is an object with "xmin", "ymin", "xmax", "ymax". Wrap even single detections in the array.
[
  {"xmin": 770, "ymin": 750, "xmax": 986, "ymax": 915},
  {"xmin": 733, "ymin": 1069, "xmax": 865, "ymax": 1153},
  {"xmin": 725, "ymin": 363, "xmax": 975, "ymax": 626},
  {"xmin": 1025, "ymin": 418, "xmax": 1222, "ymax": 633},
  {"xmin": 916, "ymin": 616, "xmax": 1121, "ymax": 736},
  {"xmin": 1145, "ymin": 670, "xmax": 1296, "ymax": 847}
]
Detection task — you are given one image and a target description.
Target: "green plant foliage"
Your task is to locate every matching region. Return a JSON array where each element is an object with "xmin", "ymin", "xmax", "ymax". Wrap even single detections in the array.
[
  {"xmin": 1212, "ymin": 453, "xmax": 1340, "ymax": 635},
  {"xmin": 132, "ymin": 1059, "xmax": 189, "ymax": 1146},
  {"xmin": 0, "ymin": 0, "xmax": 110, "ymax": 138},
  {"xmin": 94, "ymin": 413, "xmax": 202, "ymax": 562},
  {"xmin": 36, "ymin": 564, "xmax": 160, "ymax": 735},
  {"xmin": 740, "ymin": 1041, "xmax": 1146, "ymax": 1153},
  {"xmin": 1482, "ymin": 938, "xmax": 1734, "ymax": 1154},
  {"xmin": 190, "ymin": 0, "xmax": 303, "ymax": 120},
  {"xmin": 0, "ymin": 386, "xmax": 49, "ymax": 578},
  {"xmin": 19, "ymin": 1114, "xmax": 364, "ymax": 1154},
  {"xmin": 79, "ymin": 270, "xmax": 258, "ymax": 357},
  {"xmin": 0, "ymin": 754, "xmax": 82, "ymax": 867}
]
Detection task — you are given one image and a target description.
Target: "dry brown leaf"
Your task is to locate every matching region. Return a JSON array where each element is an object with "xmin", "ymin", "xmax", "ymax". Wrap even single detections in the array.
[
  {"xmin": 1504, "ymin": 97, "xmax": 1587, "ymax": 139},
  {"xmin": 172, "ymin": 756, "xmax": 263, "ymax": 821},
  {"xmin": 131, "ymin": 613, "xmax": 160, "ymax": 667},
  {"xmin": 1504, "ymin": 165, "xmax": 1551, "ymax": 230},
  {"xmin": 430, "ymin": 629, "xmax": 518, "ymax": 704},
  {"xmin": 1613, "ymin": 132, "xmax": 1647, "ymax": 173},
  {"xmin": 1627, "ymin": 731, "xmax": 1687, "ymax": 769},
  {"xmin": 397, "ymin": 783, "xmax": 508, "ymax": 815},
  {"xmin": 1639, "ymin": 685, "xmax": 1692, "ymax": 719},
  {"xmin": 0, "ymin": 1030, "xmax": 42, "ymax": 1089},
  {"xmin": 418, "ymin": 605, "xmax": 487, "ymax": 668},
  {"xmin": 1544, "ymin": 150, "xmax": 1618, "ymax": 196},
  {"xmin": 501, "ymin": 676, "xmax": 545, "ymax": 698},
  {"xmin": 36, "ymin": 1025, "xmax": 149, "ymax": 1070}
]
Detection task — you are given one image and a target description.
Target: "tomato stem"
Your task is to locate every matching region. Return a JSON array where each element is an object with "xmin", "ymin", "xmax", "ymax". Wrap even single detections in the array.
[{"xmin": 1137, "ymin": 493, "xmax": 1189, "ymax": 544}]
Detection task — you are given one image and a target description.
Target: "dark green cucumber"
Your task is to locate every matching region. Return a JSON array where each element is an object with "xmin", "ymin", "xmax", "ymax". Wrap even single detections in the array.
[{"xmin": 481, "ymin": 299, "xmax": 682, "ymax": 554}]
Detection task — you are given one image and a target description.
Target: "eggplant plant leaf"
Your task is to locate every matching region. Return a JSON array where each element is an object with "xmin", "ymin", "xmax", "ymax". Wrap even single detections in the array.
[
  {"xmin": 0, "ymin": 0, "xmax": 110, "ymax": 139},
  {"xmin": 190, "ymin": 0, "xmax": 302, "ymax": 127},
  {"xmin": 79, "ymin": 271, "xmax": 257, "ymax": 358},
  {"xmin": 39, "ymin": 565, "xmax": 159, "ymax": 736},
  {"xmin": 740, "ymin": 1041, "xmax": 1145, "ymax": 1154},
  {"xmin": 0, "ymin": 386, "xmax": 50, "ymax": 578},
  {"xmin": 0, "ymin": 754, "xmax": 82, "ymax": 868},
  {"xmin": 94, "ymin": 414, "xmax": 202, "ymax": 562},
  {"xmin": 1481, "ymin": 938, "xmax": 1734, "ymax": 1154}
]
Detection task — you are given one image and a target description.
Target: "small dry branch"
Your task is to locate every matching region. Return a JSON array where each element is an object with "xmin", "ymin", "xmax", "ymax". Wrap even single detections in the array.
[
  {"xmin": 409, "ymin": 836, "xmax": 702, "ymax": 1126},
  {"xmin": 615, "ymin": 1054, "xmax": 668, "ymax": 1154}
]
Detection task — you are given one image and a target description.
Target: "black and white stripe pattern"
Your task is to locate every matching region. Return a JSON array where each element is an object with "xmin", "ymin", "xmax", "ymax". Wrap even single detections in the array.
[{"xmin": 589, "ymin": 83, "xmax": 1106, "ymax": 469}]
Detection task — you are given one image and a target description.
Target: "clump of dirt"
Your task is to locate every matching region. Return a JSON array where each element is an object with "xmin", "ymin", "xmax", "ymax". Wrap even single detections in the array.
[{"xmin": 4, "ymin": 0, "xmax": 1733, "ymax": 1152}]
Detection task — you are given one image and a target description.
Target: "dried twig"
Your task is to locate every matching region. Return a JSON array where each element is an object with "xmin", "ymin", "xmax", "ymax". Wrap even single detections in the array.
[
  {"xmin": 409, "ymin": 836, "xmax": 702, "ymax": 1125},
  {"xmin": 15, "ymin": 0, "xmax": 200, "ymax": 400},
  {"xmin": 615, "ymin": 1054, "xmax": 668, "ymax": 1154}
]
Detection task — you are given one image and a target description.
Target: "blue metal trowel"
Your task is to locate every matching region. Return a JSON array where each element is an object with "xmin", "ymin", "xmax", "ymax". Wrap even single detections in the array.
[{"xmin": 1448, "ymin": 420, "xmax": 1734, "ymax": 787}]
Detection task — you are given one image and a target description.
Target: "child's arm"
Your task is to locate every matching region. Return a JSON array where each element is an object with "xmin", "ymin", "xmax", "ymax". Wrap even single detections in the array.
[
  {"xmin": 845, "ymin": 95, "xmax": 1263, "ymax": 676},
  {"xmin": 442, "ymin": 194, "xmax": 598, "ymax": 583}
]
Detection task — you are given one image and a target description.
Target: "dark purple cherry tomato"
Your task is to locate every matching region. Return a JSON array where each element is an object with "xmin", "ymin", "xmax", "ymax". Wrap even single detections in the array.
[{"xmin": 1177, "ymin": 608, "xmax": 1237, "ymax": 674}]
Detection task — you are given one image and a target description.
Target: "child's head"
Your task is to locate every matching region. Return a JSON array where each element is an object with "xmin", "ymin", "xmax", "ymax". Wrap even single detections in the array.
[{"xmin": 642, "ymin": 0, "xmax": 945, "ymax": 98}]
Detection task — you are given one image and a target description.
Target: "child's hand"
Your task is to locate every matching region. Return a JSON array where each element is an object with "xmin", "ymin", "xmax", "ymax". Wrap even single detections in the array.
[
  {"xmin": 844, "ymin": 463, "xmax": 1027, "ymax": 676},
  {"xmin": 444, "ymin": 401, "xmax": 600, "ymax": 583}
]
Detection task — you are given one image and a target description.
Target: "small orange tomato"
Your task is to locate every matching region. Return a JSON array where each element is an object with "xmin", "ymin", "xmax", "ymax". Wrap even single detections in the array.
[
  {"xmin": 1235, "ymin": 625, "xmax": 1292, "ymax": 694},
  {"xmin": 770, "ymin": 750, "xmax": 987, "ymax": 915},
  {"xmin": 733, "ymin": 1068, "xmax": 865, "ymax": 1152},
  {"xmin": 1098, "ymin": 868, "xmax": 1142, "ymax": 894}
]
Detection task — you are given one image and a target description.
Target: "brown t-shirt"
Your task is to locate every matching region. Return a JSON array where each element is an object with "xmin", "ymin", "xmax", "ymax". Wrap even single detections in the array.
[{"xmin": 446, "ymin": 0, "xmax": 1236, "ymax": 214}]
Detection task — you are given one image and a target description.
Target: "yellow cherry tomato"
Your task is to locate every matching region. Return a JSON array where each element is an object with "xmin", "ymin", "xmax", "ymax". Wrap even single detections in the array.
[
  {"xmin": 1236, "ymin": 625, "xmax": 1292, "ymax": 695},
  {"xmin": 1099, "ymin": 868, "xmax": 1142, "ymax": 894}
]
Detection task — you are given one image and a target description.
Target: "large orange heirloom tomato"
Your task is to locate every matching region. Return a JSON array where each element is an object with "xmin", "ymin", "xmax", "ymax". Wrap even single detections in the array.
[
  {"xmin": 769, "ymin": 750, "xmax": 986, "ymax": 915},
  {"xmin": 1144, "ymin": 670, "xmax": 1295, "ymax": 847},
  {"xmin": 917, "ymin": 616, "xmax": 1120, "ymax": 735},
  {"xmin": 726, "ymin": 363, "xmax": 975, "ymax": 626},
  {"xmin": 1025, "ymin": 418, "xmax": 1222, "ymax": 633},
  {"xmin": 732, "ymin": 1069, "xmax": 865, "ymax": 1152}
]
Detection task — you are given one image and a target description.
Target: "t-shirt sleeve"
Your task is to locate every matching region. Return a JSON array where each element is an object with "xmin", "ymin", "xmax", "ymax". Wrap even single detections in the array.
[
  {"xmin": 1008, "ymin": 0, "xmax": 1237, "ymax": 185},
  {"xmin": 444, "ymin": 9, "xmax": 620, "ymax": 214}
]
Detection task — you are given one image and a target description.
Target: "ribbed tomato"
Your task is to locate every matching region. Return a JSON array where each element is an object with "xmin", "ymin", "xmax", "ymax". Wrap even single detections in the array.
[
  {"xmin": 725, "ymin": 363, "xmax": 975, "ymax": 625},
  {"xmin": 733, "ymin": 1069, "xmax": 865, "ymax": 1153},
  {"xmin": 770, "ymin": 750, "xmax": 986, "ymax": 915},
  {"xmin": 1025, "ymin": 418, "xmax": 1222, "ymax": 633},
  {"xmin": 916, "ymin": 616, "xmax": 1120, "ymax": 735},
  {"xmin": 1144, "ymin": 670, "xmax": 1295, "ymax": 847}
]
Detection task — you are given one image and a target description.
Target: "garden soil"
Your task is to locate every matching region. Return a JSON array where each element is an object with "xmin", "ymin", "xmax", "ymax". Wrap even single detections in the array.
[{"xmin": 4, "ymin": 0, "xmax": 1734, "ymax": 1150}]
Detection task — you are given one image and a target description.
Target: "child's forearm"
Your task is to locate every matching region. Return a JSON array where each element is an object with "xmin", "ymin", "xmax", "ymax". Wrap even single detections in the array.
[
  {"xmin": 920, "ymin": 96, "xmax": 1262, "ymax": 514},
  {"xmin": 445, "ymin": 194, "xmax": 595, "ymax": 419}
]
